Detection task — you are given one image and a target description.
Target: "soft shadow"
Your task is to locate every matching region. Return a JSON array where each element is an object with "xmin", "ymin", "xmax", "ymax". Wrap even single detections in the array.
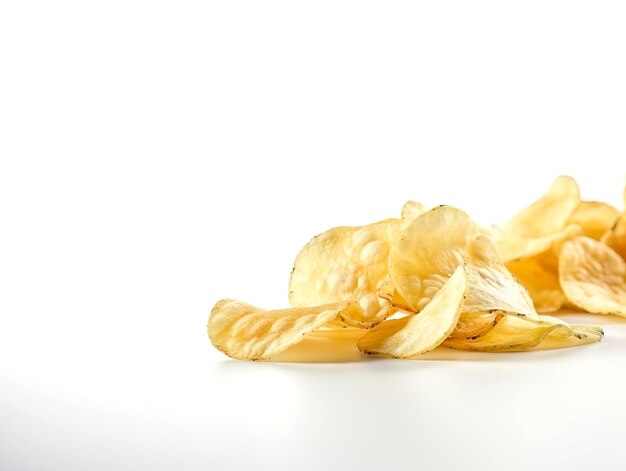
[{"xmin": 268, "ymin": 329, "xmax": 366, "ymax": 363}]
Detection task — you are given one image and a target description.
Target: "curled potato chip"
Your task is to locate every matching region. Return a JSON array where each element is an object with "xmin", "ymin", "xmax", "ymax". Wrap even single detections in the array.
[
  {"xmin": 389, "ymin": 206, "xmax": 537, "ymax": 319},
  {"xmin": 535, "ymin": 315, "xmax": 603, "ymax": 342},
  {"xmin": 443, "ymin": 315, "xmax": 602, "ymax": 352},
  {"xmin": 506, "ymin": 254, "xmax": 565, "ymax": 313},
  {"xmin": 356, "ymin": 266, "xmax": 467, "ymax": 358},
  {"xmin": 289, "ymin": 218, "xmax": 401, "ymax": 328},
  {"xmin": 500, "ymin": 176, "xmax": 580, "ymax": 238},
  {"xmin": 443, "ymin": 316, "xmax": 557, "ymax": 351},
  {"xmin": 567, "ymin": 201, "xmax": 619, "ymax": 240},
  {"xmin": 559, "ymin": 236, "xmax": 626, "ymax": 317},
  {"xmin": 208, "ymin": 299, "xmax": 361, "ymax": 360}
]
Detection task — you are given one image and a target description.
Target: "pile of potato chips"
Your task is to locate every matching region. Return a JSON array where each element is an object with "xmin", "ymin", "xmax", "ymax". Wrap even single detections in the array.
[{"xmin": 209, "ymin": 176, "xmax": 626, "ymax": 361}]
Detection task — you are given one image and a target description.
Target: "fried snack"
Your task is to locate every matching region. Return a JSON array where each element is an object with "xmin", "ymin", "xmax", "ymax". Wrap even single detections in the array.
[
  {"xmin": 559, "ymin": 236, "xmax": 626, "ymax": 317},
  {"xmin": 289, "ymin": 218, "xmax": 401, "ymax": 328},
  {"xmin": 604, "ymin": 214, "xmax": 626, "ymax": 261},
  {"xmin": 208, "ymin": 299, "xmax": 361, "ymax": 360},
  {"xmin": 356, "ymin": 266, "xmax": 467, "ymax": 358},
  {"xmin": 209, "ymin": 175, "xmax": 613, "ymax": 362},
  {"xmin": 443, "ymin": 315, "xmax": 602, "ymax": 352},
  {"xmin": 506, "ymin": 254, "xmax": 565, "ymax": 313},
  {"xmin": 490, "ymin": 224, "xmax": 581, "ymax": 263},
  {"xmin": 567, "ymin": 201, "xmax": 619, "ymax": 240},
  {"xmin": 389, "ymin": 206, "xmax": 537, "ymax": 319}
]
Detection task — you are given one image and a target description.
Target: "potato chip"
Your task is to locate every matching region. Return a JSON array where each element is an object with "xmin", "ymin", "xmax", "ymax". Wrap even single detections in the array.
[
  {"xmin": 604, "ymin": 213, "xmax": 626, "ymax": 261},
  {"xmin": 567, "ymin": 201, "xmax": 619, "ymax": 240},
  {"xmin": 389, "ymin": 206, "xmax": 537, "ymax": 319},
  {"xmin": 364, "ymin": 201, "xmax": 429, "ymax": 312},
  {"xmin": 208, "ymin": 299, "xmax": 361, "ymax": 360},
  {"xmin": 538, "ymin": 325, "xmax": 604, "ymax": 350},
  {"xmin": 356, "ymin": 266, "xmax": 467, "ymax": 358},
  {"xmin": 443, "ymin": 315, "xmax": 602, "ymax": 352},
  {"xmin": 443, "ymin": 316, "xmax": 557, "ymax": 351},
  {"xmin": 500, "ymin": 176, "xmax": 580, "ymax": 238},
  {"xmin": 490, "ymin": 224, "xmax": 581, "ymax": 263},
  {"xmin": 506, "ymin": 254, "xmax": 565, "ymax": 313},
  {"xmin": 289, "ymin": 218, "xmax": 401, "ymax": 328},
  {"xmin": 559, "ymin": 236, "xmax": 626, "ymax": 317},
  {"xmin": 535, "ymin": 315, "xmax": 603, "ymax": 341}
]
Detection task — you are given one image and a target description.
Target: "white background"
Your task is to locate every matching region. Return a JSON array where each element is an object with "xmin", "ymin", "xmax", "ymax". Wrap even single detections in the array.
[{"xmin": 2, "ymin": 1, "xmax": 626, "ymax": 470}]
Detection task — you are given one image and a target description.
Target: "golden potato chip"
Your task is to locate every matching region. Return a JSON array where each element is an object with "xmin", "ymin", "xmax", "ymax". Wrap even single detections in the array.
[
  {"xmin": 400, "ymin": 200, "xmax": 427, "ymax": 221},
  {"xmin": 375, "ymin": 205, "xmax": 425, "ymax": 311},
  {"xmin": 443, "ymin": 316, "xmax": 557, "ymax": 351},
  {"xmin": 289, "ymin": 218, "xmax": 401, "ymax": 328},
  {"xmin": 501, "ymin": 175, "xmax": 580, "ymax": 238},
  {"xmin": 506, "ymin": 254, "xmax": 565, "ymax": 313},
  {"xmin": 356, "ymin": 266, "xmax": 467, "ymax": 358},
  {"xmin": 604, "ymin": 213, "xmax": 626, "ymax": 261},
  {"xmin": 372, "ymin": 200, "xmax": 427, "ymax": 312},
  {"xmin": 538, "ymin": 325, "xmax": 604, "ymax": 350},
  {"xmin": 535, "ymin": 315, "xmax": 603, "ymax": 341},
  {"xmin": 559, "ymin": 236, "xmax": 626, "ymax": 317},
  {"xmin": 490, "ymin": 224, "xmax": 581, "ymax": 263},
  {"xmin": 208, "ymin": 299, "xmax": 361, "ymax": 360},
  {"xmin": 567, "ymin": 201, "xmax": 619, "ymax": 240},
  {"xmin": 443, "ymin": 315, "xmax": 602, "ymax": 352},
  {"xmin": 389, "ymin": 206, "xmax": 537, "ymax": 319}
]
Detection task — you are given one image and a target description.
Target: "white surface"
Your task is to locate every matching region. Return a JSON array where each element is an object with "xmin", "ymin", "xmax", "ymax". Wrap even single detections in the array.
[{"xmin": 2, "ymin": 1, "xmax": 626, "ymax": 470}]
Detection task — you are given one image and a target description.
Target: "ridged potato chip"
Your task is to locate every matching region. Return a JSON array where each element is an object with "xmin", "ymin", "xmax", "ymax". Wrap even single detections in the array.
[
  {"xmin": 389, "ymin": 206, "xmax": 537, "ymax": 319},
  {"xmin": 559, "ymin": 236, "xmax": 626, "ymax": 317},
  {"xmin": 289, "ymin": 218, "xmax": 401, "ymax": 328},
  {"xmin": 356, "ymin": 266, "xmax": 467, "ymax": 358},
  {"xmin": 567, "ymin": 201, "xmax": 619, "ymax": 240},
  {"xmin": 208, "ymin": 299, "xmax": 361, "ymax": 360}
]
